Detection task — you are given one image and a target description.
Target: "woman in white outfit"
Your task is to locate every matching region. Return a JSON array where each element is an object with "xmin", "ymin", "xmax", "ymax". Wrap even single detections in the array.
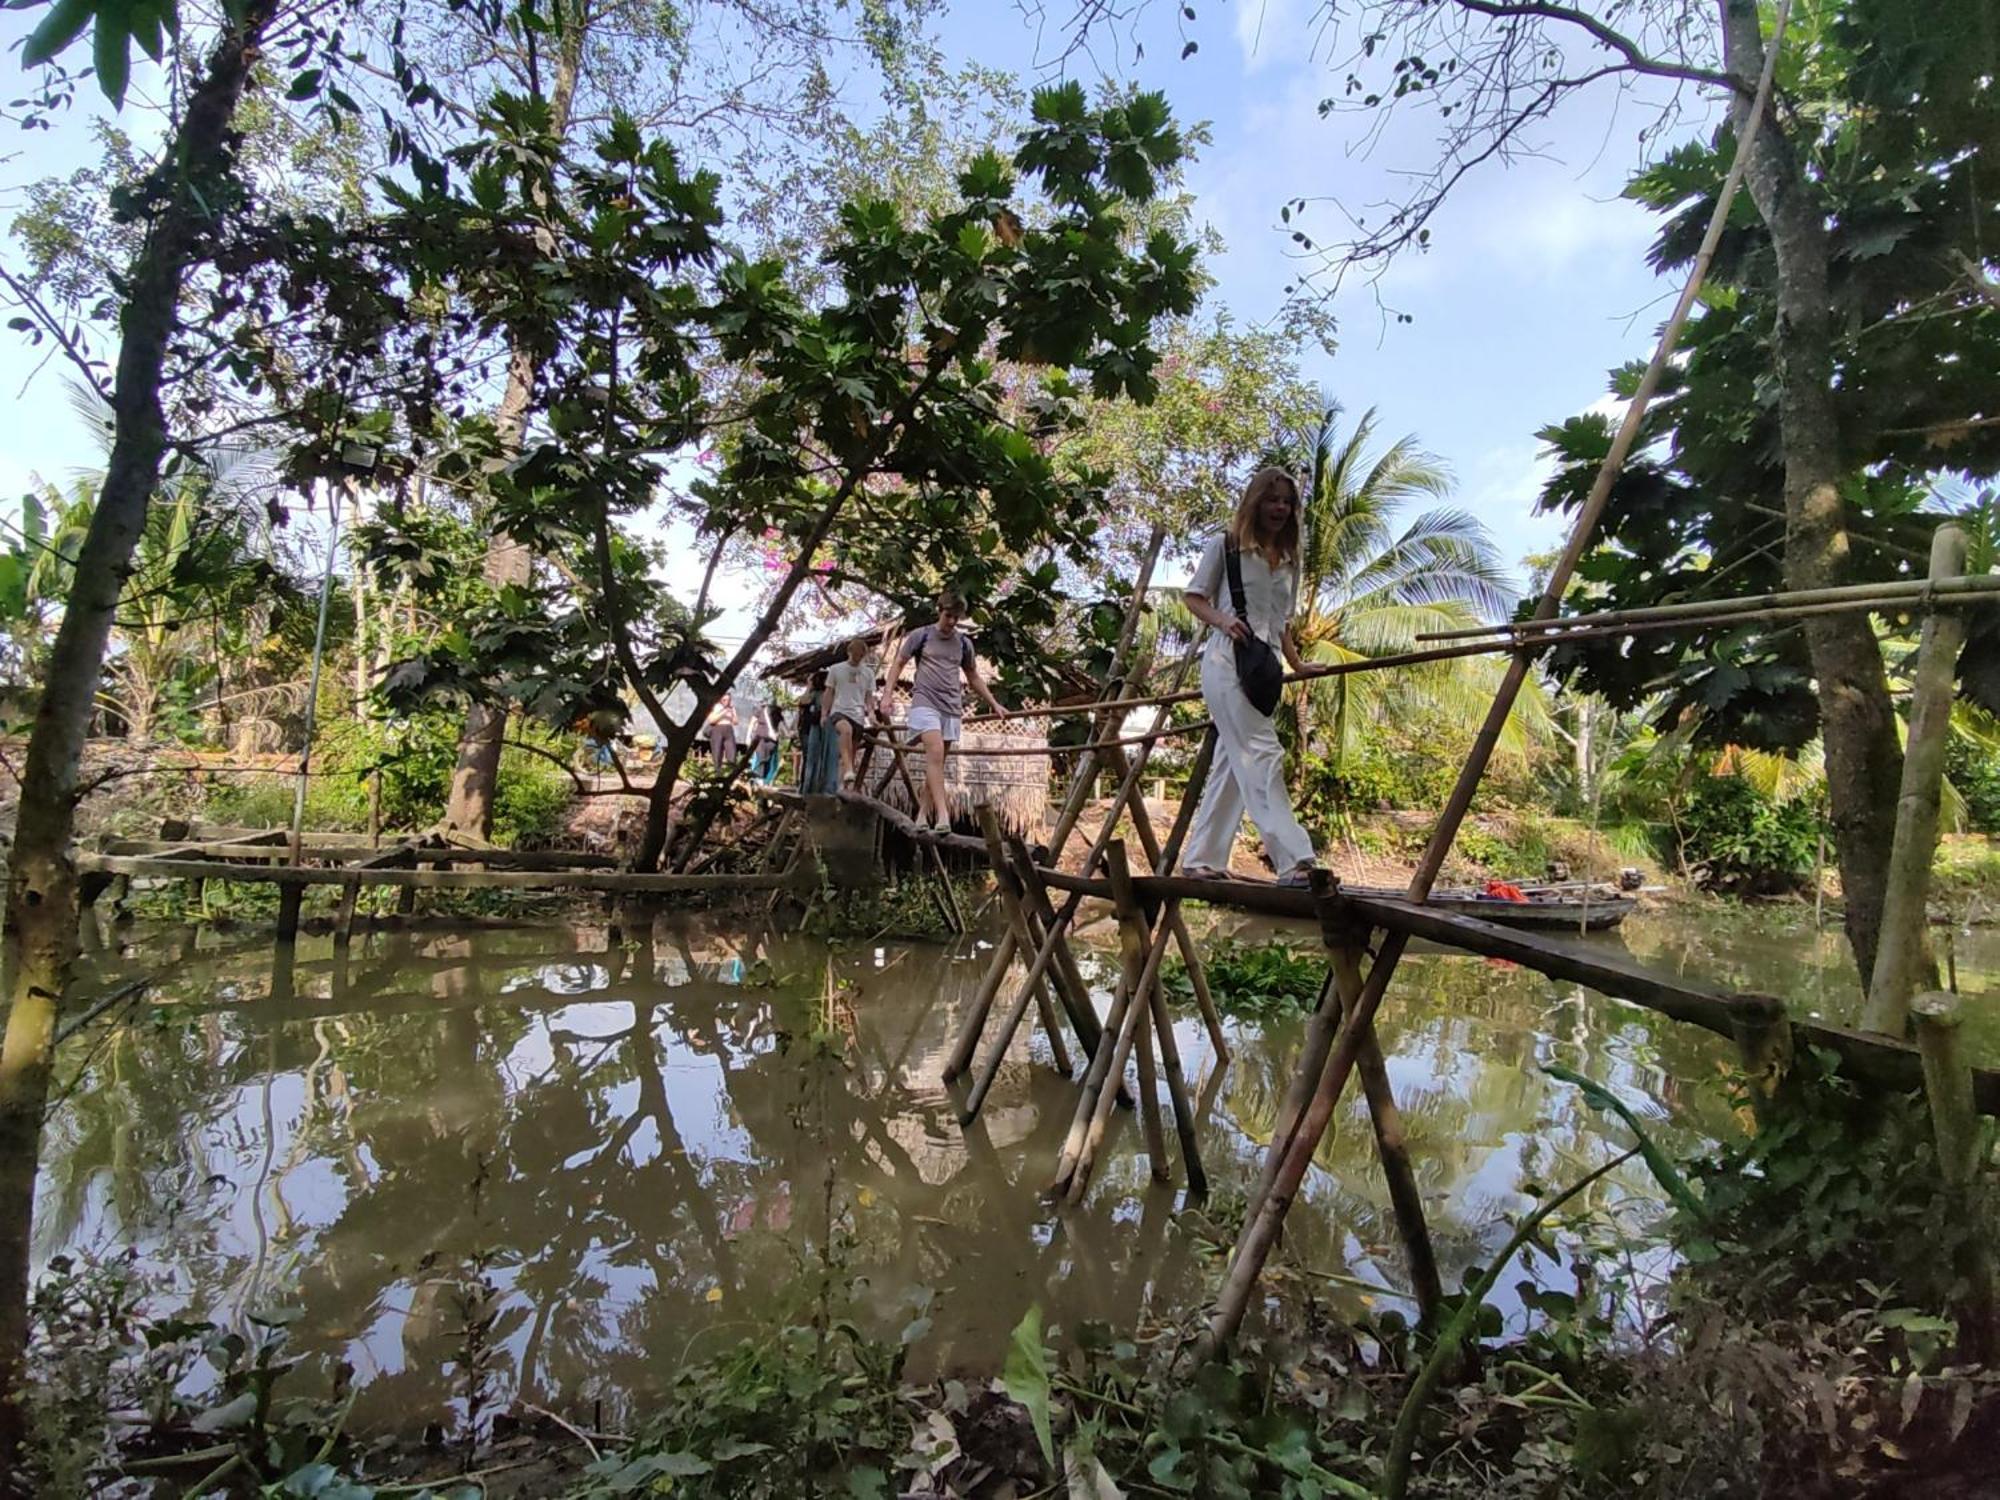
[{"xmin": 1178, "ymin": 466, "xmax": 1319, "ymax": 886}]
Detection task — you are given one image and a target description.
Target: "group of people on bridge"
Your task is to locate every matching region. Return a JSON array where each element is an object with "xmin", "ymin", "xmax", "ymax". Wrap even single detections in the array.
[{"xmin": 791, "ymin": 465, "xmax": 1319, "ymax": 888}]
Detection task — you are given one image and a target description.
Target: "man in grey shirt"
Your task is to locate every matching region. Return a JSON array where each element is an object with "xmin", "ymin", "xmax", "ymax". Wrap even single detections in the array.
[{"xmin": 888, "ymin": 590, "xmax": 1004, "ymax": 828}]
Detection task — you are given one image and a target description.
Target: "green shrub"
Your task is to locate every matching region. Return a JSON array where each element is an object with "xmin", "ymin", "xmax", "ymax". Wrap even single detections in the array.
[
  {"xmin": 1163, "ymin": 938, "xmax": 1323, "ymax": 1022},
  {"xmin": 1946, "ymin": 734, "xmax": 2000, "ymax": 835},
  {"xmin": 1675, "ymin": 771, "xmax": 1822, "ymax": 895},
  {"xmin": 493, "ymin": 745, "xmax": 574, "ymax": 847},
  {"xmin": 205, "ymin": 711, "xmax": 574, "ymax": 844}
]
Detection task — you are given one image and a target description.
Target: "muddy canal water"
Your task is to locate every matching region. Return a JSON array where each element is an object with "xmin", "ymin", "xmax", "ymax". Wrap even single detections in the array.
[{"xmin": 43, "ymin": 903, "xmax": 2000, "ymax": 1433}]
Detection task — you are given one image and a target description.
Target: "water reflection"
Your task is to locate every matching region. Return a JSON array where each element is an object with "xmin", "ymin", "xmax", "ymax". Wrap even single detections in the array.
[{"xmin": 42, "ymin": 909, "xmax": 1771, "ymax": 1432}]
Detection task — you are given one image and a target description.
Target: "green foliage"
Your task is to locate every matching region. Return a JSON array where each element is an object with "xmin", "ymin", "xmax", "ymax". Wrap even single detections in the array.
[
  {"xmin": 205, "ymin": 710, "xmax": 573, "ymax": 845},
  {"xmin": 1946, "ymin": 733, "xmax": 2000, "ymax": 835},
  {"xmin": 800, "ymin": 864, "xmax": 969, "ymax": 942},
  {"xmin": 1163, "ymin": 938, "xmax": 1321, "ymax": 1022},
  {"xmin": 1675, "ymin": 770, "xmax": 1823, "ymax": 895},
  {"xmin": 1001, "ymin": 1305, "xmax": 1056, "ymax": 1467},
  {"xmin": 1679, "ymin": 1057, "xmax": 1984, "ymax": 1321},
  {"xmin": 371, "ymin": 80, "xmax": 1200, "ymax": 742},
  {"xmin": 573, "ymin": 1320, "xmax": 918, "ymax": 1497}
]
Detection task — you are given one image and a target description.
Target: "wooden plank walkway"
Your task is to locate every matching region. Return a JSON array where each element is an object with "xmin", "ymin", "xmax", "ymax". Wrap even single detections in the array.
[
  {"xmin": 80, "ymin": 852, "xmax": 788, "ymax": 896},
  {"xmin": 853, "ymin": 791, "xmax": 2000, "ymax": 1118}
]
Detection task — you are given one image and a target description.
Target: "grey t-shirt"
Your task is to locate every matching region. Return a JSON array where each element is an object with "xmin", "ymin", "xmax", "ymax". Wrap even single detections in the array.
[{"xmin": 902, "ymin": 625, "xmax": 973, "ymax": 718}]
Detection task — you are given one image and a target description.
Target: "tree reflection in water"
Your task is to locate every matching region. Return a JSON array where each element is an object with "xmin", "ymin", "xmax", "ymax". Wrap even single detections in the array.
[{"xmin": 30, "ymin": 908, "xmax": 1758, "ymax": 1434}]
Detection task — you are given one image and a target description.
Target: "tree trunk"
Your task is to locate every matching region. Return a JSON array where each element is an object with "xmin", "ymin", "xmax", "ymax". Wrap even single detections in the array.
[
  {"xmin": 631, "ymin": 360, "xmax": 951, "ymax": 870},
  {"xmin": 1721, "ymin": 0, "xmax": 1903, "ymax": 981},
  {"xmin": 0, "ymin": 3, "xmax": 277, "ymax": 1470},
  {"xmin": 442, "ymin": 12, "xmax": 589, "ymax": 841}
]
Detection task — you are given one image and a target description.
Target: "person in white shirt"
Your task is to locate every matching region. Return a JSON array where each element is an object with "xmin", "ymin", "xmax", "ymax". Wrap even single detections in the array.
[
  {"xmin": 1177, "ymin": 466, "xmax": 1319, "ymax": 886},
  {"xmin": 822, "ymin": 637, "xmax": 876, "ymax": 787}
]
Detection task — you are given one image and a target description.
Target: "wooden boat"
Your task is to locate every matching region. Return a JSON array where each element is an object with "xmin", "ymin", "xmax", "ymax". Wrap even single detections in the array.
[{"xmin": 1347, "ymin": 884, "xmax": 1637, "ymax": 933}]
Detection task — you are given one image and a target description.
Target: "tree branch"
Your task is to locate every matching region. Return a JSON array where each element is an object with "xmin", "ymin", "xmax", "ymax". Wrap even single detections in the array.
[{"xmin": 1450, "ymin": 0, "xmax": 1743, "ymax": 92}]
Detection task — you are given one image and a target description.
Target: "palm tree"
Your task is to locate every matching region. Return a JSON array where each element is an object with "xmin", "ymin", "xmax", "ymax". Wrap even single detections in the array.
[{"xmin": 1272, "ymin": 403, "xmax": 1523, "ymax": 764}]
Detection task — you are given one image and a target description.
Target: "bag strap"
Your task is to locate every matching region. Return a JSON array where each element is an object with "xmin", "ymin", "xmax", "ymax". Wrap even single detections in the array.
[{"xmin": 1223, "ymin": 541, "xmax": 1251, "ymax": 622}]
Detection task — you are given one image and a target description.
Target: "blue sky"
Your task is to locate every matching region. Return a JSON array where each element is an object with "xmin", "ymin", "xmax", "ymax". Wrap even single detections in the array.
[{"xmin": 0, "ymin": 1, "xmax": 1721, "ymax": 640}]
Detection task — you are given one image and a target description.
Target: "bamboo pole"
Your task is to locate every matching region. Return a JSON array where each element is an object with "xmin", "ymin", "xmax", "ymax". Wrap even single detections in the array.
[
  {"xmin": 1100, "ymin": 739, "xmax": 1227, "ymax": 1060},
  {"xmin": 960, "ymin": 898, "xmax": 1081, "ymax": 1121},
  {"xmin": 945, "ymin": 941, "xmax": 1017, "ymax": 1086},
  {"xmin": 1062, "ymin": 842, "xmax": 1182, "ymax": 1201},
  {"xmin": 1863, "ymin": 525, "xmax": 1968, "ymax": 1035},
  {"xmin": 1106, "ymin": 841, "xmax": 1207, "ymax": 1196},
  {"xmin": 1105, "ymin": 842, "xmax": 1170, "ymax": 1181},
  {"xmin": 1416, "ymin": 569, "xmax": 2000, "ymax": 642},
  {"xmin": 973, "ymin": 805, "xmax": 1079, "ymax": 1075},
  {"xmin": 1048, "ymin": 529, "xmax": 1166, "ymax": 850},
  {"xmin": 1331, "ymin": 944, "xmax": 1443, "ymax": 1327},
  {"xmin": 1007, "ymin": 839, "xmax": 1108, "ymax": 1062},
  {"xmin": 1006, "ymin": 840, "xmax": 1103, "ymax": 1058},
  {"xmin": 1196, "ymin": 2, "xmax": 1792, "ymax": 1358},
  {"xmin": 957, "ymin": 576, "xmax": 2000, "ymax": 733},
  {"xmin": 1033, "ymin": 969, "xmax": 1074, "ymax": 1076},
  {"xmin": 1912, "ymin": 991, "xmax": 1998, "ymax": 1361}
]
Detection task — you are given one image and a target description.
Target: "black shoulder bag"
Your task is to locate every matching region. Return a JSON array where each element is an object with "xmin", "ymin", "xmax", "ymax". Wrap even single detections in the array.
[{"xmin": 1224, "ymin": 543, "xmax": 1285, "ymax": 717}]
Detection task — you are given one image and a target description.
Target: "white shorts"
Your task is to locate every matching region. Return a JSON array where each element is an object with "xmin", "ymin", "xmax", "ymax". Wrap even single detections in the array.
[{"xmin": 906, "ymin": 706, "xmax": 962, "ymax": 743}]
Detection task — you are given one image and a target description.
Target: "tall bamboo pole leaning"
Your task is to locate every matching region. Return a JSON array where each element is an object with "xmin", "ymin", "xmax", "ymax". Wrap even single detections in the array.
[
  {"xmin": 943, "ymin": 532, "xmax": 1163, "ymax": 1078},
  {"xmin": 1861, "ymin": 524, "xmax": 1968, "ymax": 1035},
  {"xmin": 976, "ymin": 804, "xmax": 1083, "ymax": 1070},
  {"xmin": 1196, "ymin": 0, "xmax": 1793, "ymax": 1358}
]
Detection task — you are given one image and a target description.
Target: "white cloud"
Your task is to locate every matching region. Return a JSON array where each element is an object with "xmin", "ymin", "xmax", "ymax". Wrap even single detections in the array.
[
  {"xmin": 1459, "ymin": 440, "xmax": 1564, "ymax": 578},
  {"xmin": 1232, "ymin": 0, "xmax": 1299, "ymax": 73}
]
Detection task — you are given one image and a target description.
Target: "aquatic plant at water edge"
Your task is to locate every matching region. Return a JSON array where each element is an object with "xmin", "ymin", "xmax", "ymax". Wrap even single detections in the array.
[{"xmin": 1163, "ymin": 938, "xmax": 1323, "ymax": 1022}]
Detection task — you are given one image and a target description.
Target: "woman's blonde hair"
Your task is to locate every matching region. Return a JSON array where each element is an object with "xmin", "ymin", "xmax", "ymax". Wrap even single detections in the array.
[{"xmin": 1227, "ymin": 466, "xmax": 1302, "ymax": 563}]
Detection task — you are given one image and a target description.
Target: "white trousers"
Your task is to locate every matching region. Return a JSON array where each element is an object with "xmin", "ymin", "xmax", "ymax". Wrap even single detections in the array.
[{"xmin": 1180, "ymin": 648, "xmax": 1317, "ymax": 876}]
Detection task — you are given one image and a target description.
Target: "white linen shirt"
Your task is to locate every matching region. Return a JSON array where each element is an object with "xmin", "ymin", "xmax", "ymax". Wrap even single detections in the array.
[{"xmin": 1186, "ymin": 533, "xmax": 1299, "ymax": 664}]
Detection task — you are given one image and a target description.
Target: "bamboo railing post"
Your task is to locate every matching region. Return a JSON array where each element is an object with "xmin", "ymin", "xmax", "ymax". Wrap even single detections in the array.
[
  {"xmin": 1912, "ymin": 991, "xmax": 1998, "ymax": 1362},
  {"xmin": 973, "ymin": 805, "xmax": 1075, "ymax": 1076},
  {"xmin": 1330, "ymin": 942, "xmax": 1443, "ymax": 1327},
  {"xmin": 1106, "ymin": 841, "xmax": 1207, "ymax": 1195},
  {"xmin": 1007, "ymin": 839, "xmax": 1107, "ymax": 1060},
  {"xmin": 1196, "ymin": 6, "xmax": 1792, "ymax": 1358},
  {"xmin": 1863, "ymin": 524, "xmax": 1968, "ymax": 1035},
  {"xmin": 1102, "ymin": 737, "xmax": 1227, "ymax": 1060},
  {"xmin": 1914, "ymin": 991, "xmax": 1982, "ymax": 1188}
]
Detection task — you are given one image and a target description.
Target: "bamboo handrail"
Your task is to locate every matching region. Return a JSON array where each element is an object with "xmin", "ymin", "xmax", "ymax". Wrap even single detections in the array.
[{"xmin": 1416, "ymin": 569, "xmax": 2000, "ymax": 643}]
